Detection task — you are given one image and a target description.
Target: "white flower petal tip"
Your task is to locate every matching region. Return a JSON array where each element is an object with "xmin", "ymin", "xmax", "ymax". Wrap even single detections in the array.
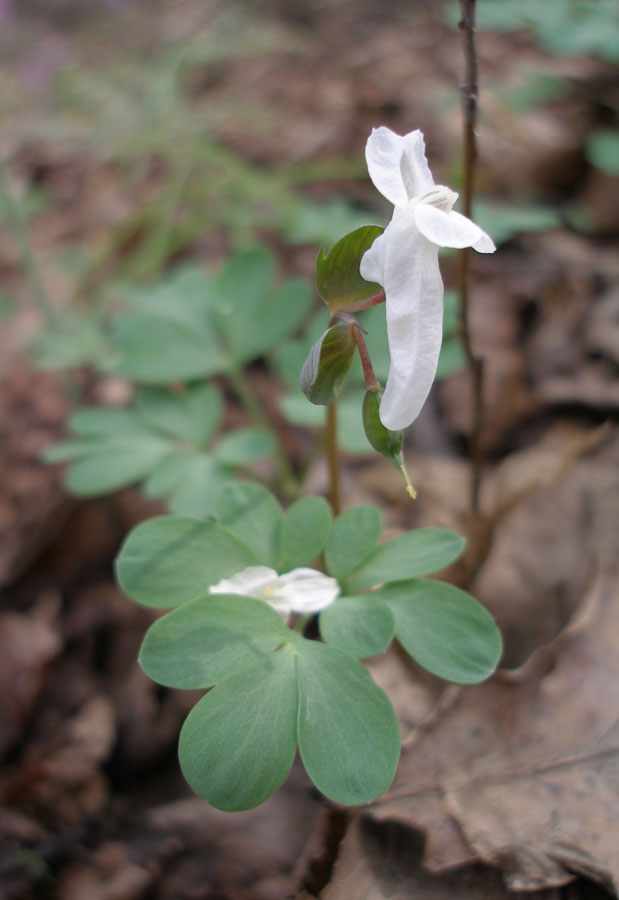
[
  {"xmin": 362, "ymin": 126, "xmax": 496, "ymax": 431},
  {"xmin": 209, "ymin": 565, "xmax": 340, "ymax": 616}
]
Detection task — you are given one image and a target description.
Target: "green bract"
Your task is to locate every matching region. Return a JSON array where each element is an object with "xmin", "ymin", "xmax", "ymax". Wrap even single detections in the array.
[
  {"xmin": 316, "ymin": 225, "xmax": 383, "ymax": 314},
  {"xmin": 299, "ymin": 320, "xmax": 357, "ymax": 405},
  {"xmin": 116, "ymin": 484, "xmax": 502, "ymax": 811},
  {"xmin": 42, "ymin": 382, "xmax": 275, "ymax": 516}
]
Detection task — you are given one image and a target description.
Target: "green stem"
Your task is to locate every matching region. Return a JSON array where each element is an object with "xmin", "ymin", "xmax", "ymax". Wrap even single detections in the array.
[
  {"xmin": 290, "ymin": 613, "xmax": 311, "ymax": 634},
  {"xmin": 326, "ymin": 401, "xmax": 341, "ymax": 515},
  {"xmin": 227, "ymin": 367, "xmax": 298, "ymax": 499},
  {"xmin": 0, "ymin": 159, "xmax": 58, "ymax": 329}
]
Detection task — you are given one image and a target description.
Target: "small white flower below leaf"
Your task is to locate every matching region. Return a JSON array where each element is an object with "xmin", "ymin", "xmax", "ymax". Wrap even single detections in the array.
[
  {"xmin": 360, "ymin": 126, "xmax": 496, "ymax": 432},
  {"xmin": 209, "ymin": 565, "xmax": 340, "ymax": 615}
]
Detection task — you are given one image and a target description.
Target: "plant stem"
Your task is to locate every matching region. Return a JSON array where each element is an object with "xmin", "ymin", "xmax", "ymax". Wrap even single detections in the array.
[
  {"xmin": 0, "ymin": 159, "xmax": 58, "ymax": 329},
  {"xmin": 325, "ymin": 401, "xmax": 341, "ymax": 515},
  {"xmin": 226, "ymin": 367, "xmax": 298, "ymax": 499},
  {"xmin": 351, "ymin": 323, "xmax": 381, "ymax": 390},
  {"xmin": 458, "ymin": 0, "xmax": 484, "ymax": 514},
  {"xmin": 343, "ymin": 290, "xmax": 385, "ymax": 314}
]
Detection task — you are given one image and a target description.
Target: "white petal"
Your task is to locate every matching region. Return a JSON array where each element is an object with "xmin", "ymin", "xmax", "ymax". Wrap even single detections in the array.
[
  {"xmin": 377, "ymin": 216, "xmax": 444, "ymax": 431},
  {"xmin": 401, "ymin": 130, "xmax": 435, "ymax": 197},
  {"xmin": 414, "ymin": 204, "xmax": 495, "ymax": 252},
  {"xmin": 271, "ymin": 568, "xmax": 340, "ymax": 614},
  {"xmin": 472, "ymin": 231, "xmax": 496, "ymax": 253},
  {"xmin": 209, "ymin": 565, "xmax": 278, "ymax": 597},
  {"xmin": 359, "ymin": 229, "xmax": 388, "ymax": 284},
  {"xmin": 365, "ymin": 127, "xmax": 409, "ymax": 208}
]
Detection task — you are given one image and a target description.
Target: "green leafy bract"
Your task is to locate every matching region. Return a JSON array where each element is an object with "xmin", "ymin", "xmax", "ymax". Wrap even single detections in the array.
[
  {"xmin": 316, "ymin": 225, "xmax": 383, "ymax": 313},
  {"xmin": 299, "ymin": 321, "xmax": 357, "ymax": 405}
]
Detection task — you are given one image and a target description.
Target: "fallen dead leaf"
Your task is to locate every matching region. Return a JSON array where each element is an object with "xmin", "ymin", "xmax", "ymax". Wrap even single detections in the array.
[
  {"xmin": 0, "ymin": 597, "xmax": 62, "ymax": 760},
  {"xmin": 319, "ymin": 817, "xmax": 558, "ymax": 900},
  {"xmin": 364, "ymin": 568, "xmax": 619, "ymax": 893}
]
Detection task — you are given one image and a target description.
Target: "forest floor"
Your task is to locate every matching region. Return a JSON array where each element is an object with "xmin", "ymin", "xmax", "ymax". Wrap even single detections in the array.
[{"xmin": 1, "ymin": 0, "xmax": 618, "ymax": 898}]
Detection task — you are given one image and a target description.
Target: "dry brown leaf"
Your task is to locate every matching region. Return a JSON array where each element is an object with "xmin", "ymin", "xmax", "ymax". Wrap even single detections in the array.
[
  {"xmin": 474, "ymin": 424, "xmax": 619, "ymax": 666},
  {"xmin": 320, "ymin": 817, "xmax": 558, "ymax": 900},
  {"xmin": 0, "ymin": 598, "xmax": 62, "ymax": 759},
  {"xmin": 365, "ymin": 569, "xmax": 619, "ymax": 893}
]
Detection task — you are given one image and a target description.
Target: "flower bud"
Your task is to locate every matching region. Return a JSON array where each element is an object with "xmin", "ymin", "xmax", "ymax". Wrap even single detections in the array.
[{"xmin": 362, "ymin": 388, "xmax": 416, "ymax": 498}]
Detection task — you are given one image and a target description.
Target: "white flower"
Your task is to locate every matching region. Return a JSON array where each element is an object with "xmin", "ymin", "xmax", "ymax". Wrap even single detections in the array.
[
  {"xmin": 360, "ymin": 127, "xmax": 496, "ymax": 431},
  {"xmin": 209, "ymin": 565, "xmax": 340, "ymax": 615}
]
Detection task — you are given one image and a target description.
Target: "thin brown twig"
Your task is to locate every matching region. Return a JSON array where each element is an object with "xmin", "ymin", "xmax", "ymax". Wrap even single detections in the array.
[{"xmin": 458, "ymin": 0, "xmax": 484, "ymax": 514}]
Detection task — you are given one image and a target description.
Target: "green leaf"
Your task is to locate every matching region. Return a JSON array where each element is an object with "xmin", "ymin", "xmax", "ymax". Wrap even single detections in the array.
[
  {"xmin": 294, "ymin": 637, "xmax": 400, "ymax": 805},
  {"xmin": 113, "ymin": 312, "xmax": 228, "ymax": 383},
  {"xmin": 325, "ymin": 505, "xmax": 383, "ymax": 579},
  {"xmin": 212, "ymin": 249, "xmax": 312, "ymax": 365},
  {"xmin": 179, "ymin": 648, "xmax": 298, "ymax": 811},
  {"xmin": 285, "ymin": 199, "xmax": 374, "ymax": 246},
  {"xmin": 42, "ymin": 439, "xmax": 102, "ymax": 464},
  {"xmin": 435, "ymin": 337, "xmax": 467, "ymax": 379},
  {"xmin": 213, "ymin": 427, "xmax": 275, "ymax": 467},
  {"xmin": 64, "ymin": 437, "xmax": 170, "ymax": 496},
  {"xmin": 215, "ymin": 482, "xmax": 283, "ymax": 568},
  {"xmin": 319, "ymin": 595, "xmax": 395, "ymax": 658},
  {"xmin": 279, "ymin": 389, "xmax": 375, "ymax": 454},
  {"xmin": 299, "ymin": 322, "xmax": 356, "ymax": 405},
  {"xmin": 116, "ymin": 516, "xmax": 257, "ymax": 608},
  {"xmin": 316, "ymin": 225, "xmax": 383, "ymax": 313},
  {"xmin": 345, "ymin": 528, "xmax": 465, "ymax": 591},
  {"xmin": 69, "ymin": 407, "xmax": 152, "ymax": 437},
  {"xmin": 279, "ymin": 496, "xmax": 332, "ymax": 571},
  {"xmin": 139, "ymin": 593, "xmax": 287, "ymax": 689},
  {"xmin": 136, "ymin": 383, "xmax": 223, "ymax": 448},
  {"xmin": 377, "ymin": 579, "xmax": 502, "ymax": 684},
  {"xmin": 474, "ymin": 200, "xmax": 561, "ymax": 246},
  {"xmin": 586, "ymin": 129, "xmax": 619, "ymax": 176},
  {"xmin": 164, "ymin": 455, "xmax": 231, "ymax": 517}
]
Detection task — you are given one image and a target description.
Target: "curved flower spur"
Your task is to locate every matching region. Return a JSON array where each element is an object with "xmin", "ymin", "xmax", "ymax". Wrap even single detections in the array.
[{"xmin": 360, "ymin": 127, "xmax": 496, "ymax": 431}]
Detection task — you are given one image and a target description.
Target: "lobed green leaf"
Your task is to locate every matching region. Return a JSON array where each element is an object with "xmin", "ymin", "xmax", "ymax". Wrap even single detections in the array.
[
  {"xmin": 345, "ymin": 528, "xmax": 465, "ymax": 591},
  {"xmin": 376, "ymin": 579, "xmax": 503, "ymax": 684},
  {"xmin": 116, "ymin": 516, "xmax": 256, "ymax": 608},
  {"xmin": 325, "ymin": 505, "xmax": 383, "ymax": 579},
  {"xmin": 319, "ymin": 595, "xmax": 395, "ymax": 658},
  {"xmin": 294, "ymin": 637, "xmax": 400, "ymax": 805},
  {"xmin": 179, "ymin": 648, "xmax": 298, "ymax": 811},
  {"xmin": 139, "ymin": 593, "xmax": 287, "ymax": 689},
  {"xmin": 215, "ymin": 482, "xmax": 283, "ymax": 569},
  {"xmin": 278, "ymin": 496, "xmax": 332, "ymax": 571}
]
